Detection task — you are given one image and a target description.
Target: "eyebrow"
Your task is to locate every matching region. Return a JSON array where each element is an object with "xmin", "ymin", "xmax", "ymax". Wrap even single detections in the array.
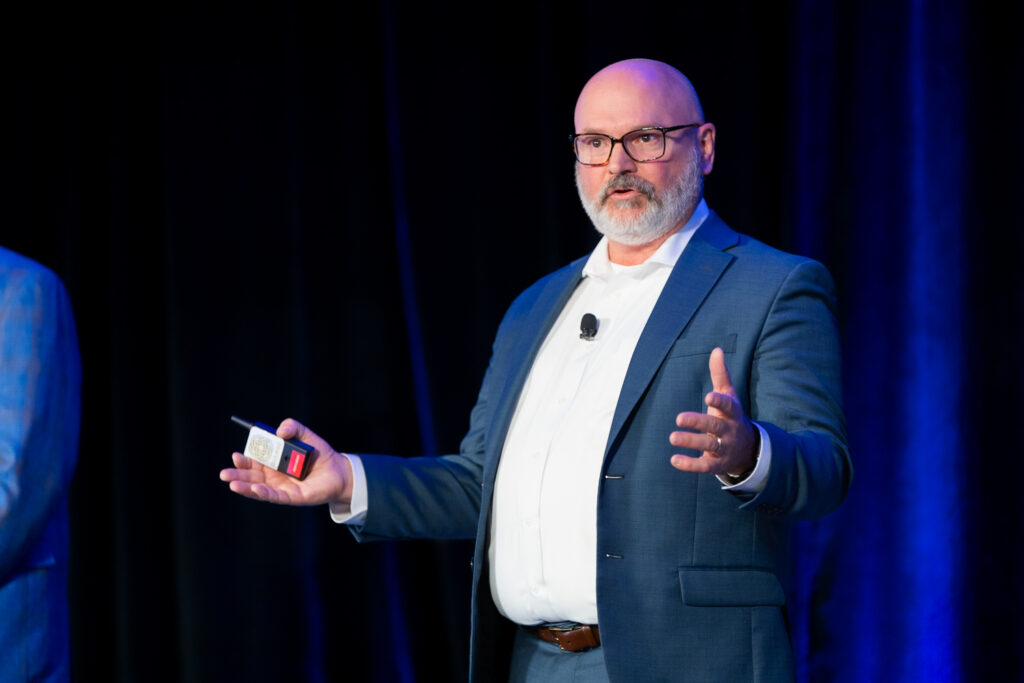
[{"xmin": 577, "ymin": 124, "xmax": 667, "ymax": 135}]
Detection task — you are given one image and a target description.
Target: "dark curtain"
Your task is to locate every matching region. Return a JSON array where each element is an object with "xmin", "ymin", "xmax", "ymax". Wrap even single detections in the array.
[{"xmin": 3, "ymin": 1, "xmax": 1021, "ymax": 680}]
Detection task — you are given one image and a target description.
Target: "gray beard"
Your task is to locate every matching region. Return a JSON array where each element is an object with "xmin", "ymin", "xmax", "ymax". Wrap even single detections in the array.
[{"xmin": 575, "ymin": 148, "xmax": 703, "ymax": 247}]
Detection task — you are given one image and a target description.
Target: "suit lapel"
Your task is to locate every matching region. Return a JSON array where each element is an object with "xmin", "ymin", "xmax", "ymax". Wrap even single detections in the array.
[
  {"xmin": 469, "ymin": 265, "xmax": 586, "ymax": 679},
  {"xmin": 481, "ymin": 260, "xmax": 586, "ymax": 485},
  {"xmin": 603, "ymin": 213, "xmax": 739, "ymax": 460}
]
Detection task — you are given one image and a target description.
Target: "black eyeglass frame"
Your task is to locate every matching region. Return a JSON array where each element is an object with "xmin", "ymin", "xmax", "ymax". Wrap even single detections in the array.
[{"xmin": 569, "ymin": 123, "xmax": 702, "ymax": 165}]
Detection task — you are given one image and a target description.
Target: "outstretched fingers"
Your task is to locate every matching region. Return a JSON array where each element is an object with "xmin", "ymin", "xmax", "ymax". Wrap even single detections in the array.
[
  {"xmin": 221, "ymin": 452, "xmax": 270, "ymax": 500},
  {"xmin": 670, "ymin": 412, "xmax": 723, "ymax": 472},
  {"xmin": 670, "ymin": 452, "xmax": 714, "ymax": 473},
  {"xmin": 221, "ymin": 453, "xmax": 262, "ymax": 482},
  {"xmin": 224, "ymin": 474, "xmax": 299, "ymax": 504},
  {"xmin": 674, "ymin": 411, "xmax": 726, "ymax": 435},
  {"xmin": 668, "ymin": 347, "xmax": 755, "ymax": 475}
]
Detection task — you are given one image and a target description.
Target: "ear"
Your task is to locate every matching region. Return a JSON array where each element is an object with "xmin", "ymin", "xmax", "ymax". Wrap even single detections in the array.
[{"xmin": 697, "ymin": 123, "xmax": 716, "ymax": 174}]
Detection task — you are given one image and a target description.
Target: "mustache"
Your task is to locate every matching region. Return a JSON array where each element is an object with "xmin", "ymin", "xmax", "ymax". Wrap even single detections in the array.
[{"xmin": 601, "ymin": 175, "xmax": 657, "ymax": 204}]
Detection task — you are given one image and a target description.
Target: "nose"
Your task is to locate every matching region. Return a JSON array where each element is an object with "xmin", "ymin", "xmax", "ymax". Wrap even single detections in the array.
[{"xmin": 606, "ymin": 140, "xmax": 637, "ymax": 175}]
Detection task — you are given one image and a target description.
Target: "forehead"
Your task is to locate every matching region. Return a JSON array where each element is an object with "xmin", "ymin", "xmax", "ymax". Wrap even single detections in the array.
[{"xmin": 574, "ymin": 67, "xmax": 695, "ymax": 134}]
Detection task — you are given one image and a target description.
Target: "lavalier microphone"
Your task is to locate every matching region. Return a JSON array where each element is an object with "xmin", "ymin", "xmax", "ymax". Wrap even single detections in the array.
[{"xmin": 580, "ymin": 313, "xmax": 598, "ymax": 341}]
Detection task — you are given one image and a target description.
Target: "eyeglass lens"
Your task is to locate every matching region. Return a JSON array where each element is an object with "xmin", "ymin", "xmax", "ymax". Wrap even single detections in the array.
[{"xmin": 574, "ymin": 129, "xmax": 666, "ymax": 165}]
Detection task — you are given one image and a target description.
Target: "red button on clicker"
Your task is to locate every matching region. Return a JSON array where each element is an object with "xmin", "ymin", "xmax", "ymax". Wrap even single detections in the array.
[{"xmin": 286, "ymin": 451, "xmax": 305, "ymax": 477}]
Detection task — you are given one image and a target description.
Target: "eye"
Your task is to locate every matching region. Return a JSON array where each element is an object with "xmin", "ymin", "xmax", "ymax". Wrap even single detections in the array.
[{"xmin": 580, "ymin": 136, "xmax": 608, "ymax": 149}]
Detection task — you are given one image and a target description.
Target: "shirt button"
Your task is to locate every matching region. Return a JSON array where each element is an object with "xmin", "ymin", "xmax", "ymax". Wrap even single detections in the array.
[
  {"xmin": 524, "ymin": 518, "xmax": 536, "ymax": 529},
  {"xmin": 529, "ymin": 584, "xmax": 540, "ymax": 595}
]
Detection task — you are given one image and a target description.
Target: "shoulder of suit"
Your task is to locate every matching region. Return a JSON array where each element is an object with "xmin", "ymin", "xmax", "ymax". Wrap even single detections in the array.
[
  {"xmin": 703, "ymin": 211, "xmax": 831, "ymax": 277},
  {"xmin": 508, "ymin": 253, "xmax": 588, "ymax": 308},
  {"xmin": 491, "ymin": 253, "xmax": 588, "ymax": 337}
]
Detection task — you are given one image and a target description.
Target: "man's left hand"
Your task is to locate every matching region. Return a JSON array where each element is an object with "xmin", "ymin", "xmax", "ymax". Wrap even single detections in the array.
[{"xmin": 669, "ymin": 347, "xmax": 757, "ymax": 476}]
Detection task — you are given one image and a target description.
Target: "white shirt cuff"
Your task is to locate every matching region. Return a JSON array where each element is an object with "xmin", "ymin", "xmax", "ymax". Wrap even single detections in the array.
[
  {"xmin": 717, "ymin": 422, "xmax": 771, "ymax": 493},
  {"xmin": 329, "ymin": 454, "xmax": 368, "ymax": 525}
]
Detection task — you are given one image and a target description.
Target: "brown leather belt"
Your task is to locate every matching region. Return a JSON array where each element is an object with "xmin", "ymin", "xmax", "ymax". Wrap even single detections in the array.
[{"xmin": 526, "ymin": 624, "xmax": 601, "ymax": 652}]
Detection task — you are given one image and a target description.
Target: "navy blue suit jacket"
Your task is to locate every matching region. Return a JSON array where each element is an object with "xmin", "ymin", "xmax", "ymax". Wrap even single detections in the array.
[{"xmin": 355, "ymin": 212, "xmax": 851, "ymax": 682}]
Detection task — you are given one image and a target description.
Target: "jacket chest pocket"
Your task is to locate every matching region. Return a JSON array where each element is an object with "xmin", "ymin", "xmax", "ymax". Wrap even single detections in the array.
[{"xmin": 665, "ymin": 332, "xmax": 738, "ymax": 359}]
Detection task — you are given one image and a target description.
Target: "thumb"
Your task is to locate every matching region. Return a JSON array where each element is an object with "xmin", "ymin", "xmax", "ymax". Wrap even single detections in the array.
[
  {"xmin": 277, "ymin": 418, "xmax": 305, "ymax": 441},
  {"xmin": 277, "ymin": 418, "xmax": 332, "ymax": 457},
  {"xmin": 709, "ymin": 347, "xmax": 736, "ymax": 397}
]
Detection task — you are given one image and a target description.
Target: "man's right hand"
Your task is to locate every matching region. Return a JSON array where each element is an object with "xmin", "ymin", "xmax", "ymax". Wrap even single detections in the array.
[{"xmin": 220, "ymin": 418, "xmax": 353, "ymax": 507}]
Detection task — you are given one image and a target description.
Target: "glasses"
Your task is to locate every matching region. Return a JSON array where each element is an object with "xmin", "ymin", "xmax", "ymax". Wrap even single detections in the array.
[{"xmin": 570, "ymin": 124, "xmax": 701, "ymax": 166}]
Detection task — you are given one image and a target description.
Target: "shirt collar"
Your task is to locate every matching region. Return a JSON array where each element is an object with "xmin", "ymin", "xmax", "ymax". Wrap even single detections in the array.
[{"xmin": 582, "ymin": 199, "xmax": 710, "ymax": 281}]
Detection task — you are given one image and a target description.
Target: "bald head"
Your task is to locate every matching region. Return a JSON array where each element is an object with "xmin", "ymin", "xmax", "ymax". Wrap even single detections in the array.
[{"xmin": 574, "ymin": 59, "xmax": 705, "ymax": 133}]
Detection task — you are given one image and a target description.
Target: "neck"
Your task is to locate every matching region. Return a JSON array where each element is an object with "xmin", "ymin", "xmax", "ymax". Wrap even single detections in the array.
[{"xmin": 607, "ymin": 223, "xmax": 683, "ymax": 266}]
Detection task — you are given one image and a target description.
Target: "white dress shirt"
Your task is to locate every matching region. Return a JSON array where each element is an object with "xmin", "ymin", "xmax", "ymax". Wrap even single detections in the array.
[{"xmin": 331, "ymin": 200, "xmax": 771, "ymax": 626}]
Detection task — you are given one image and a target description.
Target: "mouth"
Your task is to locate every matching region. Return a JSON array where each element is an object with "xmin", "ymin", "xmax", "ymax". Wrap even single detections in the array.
[
  {"xmin": 602, "ymin": 185, "xmax": 649, "ymax": 206},
  {"xmin": 601, "ymin": 175, "xmax": 656, "ymax": 205},
  {"xmin": 608, "ymin": 187, "xmax": 637, "ymax": 197}
]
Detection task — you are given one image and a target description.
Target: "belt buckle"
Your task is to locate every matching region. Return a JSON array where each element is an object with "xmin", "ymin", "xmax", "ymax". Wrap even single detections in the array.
[{"xmin": 549, "ymin": 624, "xmax": 583, "ymax": 652}]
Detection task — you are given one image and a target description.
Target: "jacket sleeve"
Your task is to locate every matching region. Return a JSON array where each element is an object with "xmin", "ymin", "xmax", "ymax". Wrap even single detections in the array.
[
  {"xmin": 741, "ymin": 259, "xmax": 852, "ymax": 519},
  {"xmin": 0, "ymin": 264, "xmax": 81, "ymax": 582},
  {"xmin": 350, "ymin": 344, "xmax": 501, "ymax": 542}
]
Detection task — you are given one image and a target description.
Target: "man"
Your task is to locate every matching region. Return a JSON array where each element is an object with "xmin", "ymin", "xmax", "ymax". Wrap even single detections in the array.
[
  {"xmin": 0, "ymin": 247, "xmax": 81, "ymax": 682},
  {"xmin": 222, "ymin": 59, "xmax": 851, "ymax": 682}
]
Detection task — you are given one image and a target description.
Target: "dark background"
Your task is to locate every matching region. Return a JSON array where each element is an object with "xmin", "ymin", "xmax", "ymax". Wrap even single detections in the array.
[{"xmin": 4, "ymin": 0, "xmax": 1022, "ymax": 681}]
